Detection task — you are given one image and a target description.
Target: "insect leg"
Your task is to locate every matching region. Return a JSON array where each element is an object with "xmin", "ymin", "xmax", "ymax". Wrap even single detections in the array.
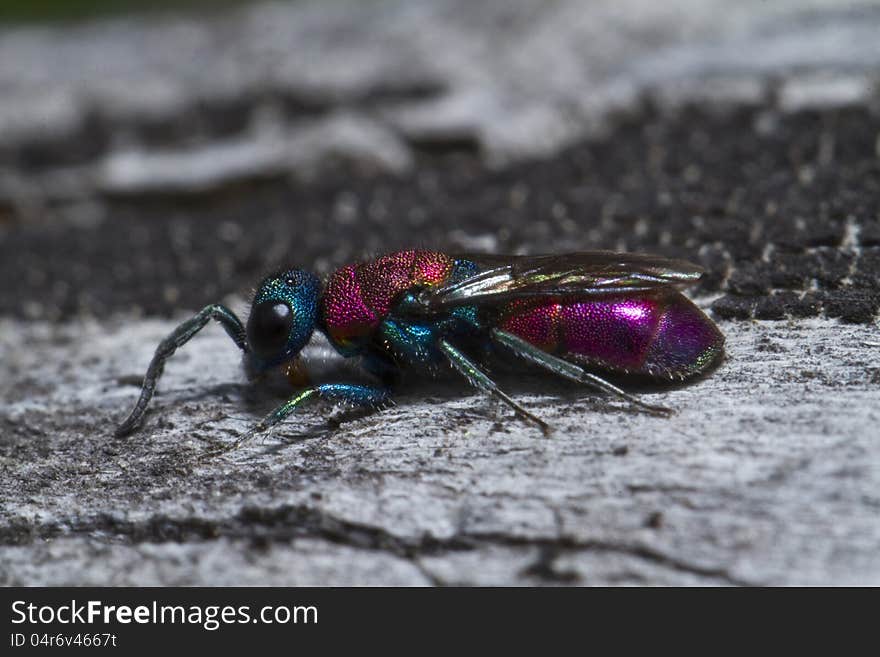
[
  {"xmin": 115, "ymin": 304, "xmax": 248, "ymax": 437},
  {"xmin": 438, "ymin": 339, "xmax": 551, "ymax": 435},
  {"xmin": 491, "ymin": 329, "xmax": 673, "ymax": 416},
  {"xmin": 210, "ymin": 383, "xmax": 391, "ymax": 454}
]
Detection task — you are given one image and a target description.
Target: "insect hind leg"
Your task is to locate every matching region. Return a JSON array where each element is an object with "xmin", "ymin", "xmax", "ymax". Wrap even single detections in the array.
[
  {"xmin": 438, "ymin": 339, "xmax": 551, "ymax": 435},
  {"xmin": 115, "ymin": 304, "xmax": 248, "ymax": 437},
  {"xmin": 491, "ymin": 329, "xmax": 673, "ymax": 417}
]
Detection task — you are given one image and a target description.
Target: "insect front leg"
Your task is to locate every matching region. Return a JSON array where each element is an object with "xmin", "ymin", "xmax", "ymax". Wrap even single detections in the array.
[
  {"xmin": 490, "ymin": 329, "xmax": 674, "ymax": 417},
  {"xmin": 115, "ymin": 304, "xmax": 248, "ymax": 437},
  {"xmin": 210, "ymin": 383, "xmax": 392, "ymax": 455},
  {"xmin": 438, "ymin": 339, "xmax": 552, "ymax": 435}
]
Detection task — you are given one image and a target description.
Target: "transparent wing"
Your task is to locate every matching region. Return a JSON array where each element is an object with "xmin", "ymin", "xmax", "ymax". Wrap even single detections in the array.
[{"xmin": 422, "ymin": 251, "xmax": 704, "ymax": 308}]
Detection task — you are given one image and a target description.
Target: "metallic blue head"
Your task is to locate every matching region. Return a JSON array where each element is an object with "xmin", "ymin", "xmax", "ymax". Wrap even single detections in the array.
[{"xmin": 246, "ymin": 269, "xmax": 320, "ymax": 371}]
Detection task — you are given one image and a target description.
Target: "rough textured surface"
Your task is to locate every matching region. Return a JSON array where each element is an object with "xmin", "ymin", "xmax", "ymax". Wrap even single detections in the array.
[
  {"xmin": 1, "ymin": 315, "xmax": 879, "ymax": 585},
  {"xmin": 4, "ymin": 103, "xmax": 880, "ymax": 325},
  {"xmin": 1, "ymin": 0, "xmax": 879, "ymax": 585}
]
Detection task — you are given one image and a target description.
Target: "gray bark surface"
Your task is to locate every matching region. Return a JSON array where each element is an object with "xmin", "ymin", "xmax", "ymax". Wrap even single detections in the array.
[
  {"xmin": 2, "ymin": 314, "xmax": 878, "ymax": 585},
  {"xmin": 1, "ymin": 0, "xmax": 880, "ymax": 585}
]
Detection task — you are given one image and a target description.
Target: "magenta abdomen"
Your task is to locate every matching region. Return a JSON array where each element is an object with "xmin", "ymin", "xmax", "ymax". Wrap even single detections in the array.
[{"xmin": 500, "ymin": 292, "xmax": 723, "ymax": 379}]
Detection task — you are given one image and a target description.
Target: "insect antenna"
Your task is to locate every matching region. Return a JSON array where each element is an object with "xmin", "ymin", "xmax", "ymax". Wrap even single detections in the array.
[{"xmin": 115, "ymin": 304, "xmax": 248, "ymax": 437}]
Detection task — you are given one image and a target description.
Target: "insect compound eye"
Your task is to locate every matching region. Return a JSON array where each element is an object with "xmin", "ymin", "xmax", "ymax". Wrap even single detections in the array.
[{"xmin": 247, "ymin": 301, "xmax": 294, "ymax": 361}]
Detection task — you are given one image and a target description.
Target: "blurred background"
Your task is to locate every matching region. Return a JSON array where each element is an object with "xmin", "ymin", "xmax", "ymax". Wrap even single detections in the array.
[
  {"xmin": 1, "ymin": 0, "xmax": 878, "ymax": 324},
  {"xmin": 0, "ymin": 0, "xmax": 238, "ymax": 22}
]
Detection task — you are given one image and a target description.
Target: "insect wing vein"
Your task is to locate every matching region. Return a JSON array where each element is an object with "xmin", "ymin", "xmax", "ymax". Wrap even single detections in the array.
[{"xmin": 425, "ymin": 252, "xmax": 704, "ymax": 308}]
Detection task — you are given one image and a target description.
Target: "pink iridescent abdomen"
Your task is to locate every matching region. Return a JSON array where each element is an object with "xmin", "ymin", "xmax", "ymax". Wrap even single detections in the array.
[
  {"xmin": 499, "ymin": 292, "xmax": 724, "ymax": 379},
  {"xmin": 321, "ymin": 250, "xmax": 455, "ymax": 354}
]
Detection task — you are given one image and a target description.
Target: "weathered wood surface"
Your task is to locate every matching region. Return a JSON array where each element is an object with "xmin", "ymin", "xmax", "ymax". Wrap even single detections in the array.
[
  {"xmin": 1, "ymin": 315, "xmax": 878, "ymax": 585},
  {"xmin": 3, "ymin": 0, "xmax": 880, "ymax": 201},
  {"xmin": 1, "ymin": 0, "xmax": 880, "ymax": 585}
]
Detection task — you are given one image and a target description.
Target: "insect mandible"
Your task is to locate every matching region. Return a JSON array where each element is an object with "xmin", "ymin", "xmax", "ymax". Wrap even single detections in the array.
[{"xmin": 115, "ymin": 249, "xmax": 725, "ymax": 450}]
